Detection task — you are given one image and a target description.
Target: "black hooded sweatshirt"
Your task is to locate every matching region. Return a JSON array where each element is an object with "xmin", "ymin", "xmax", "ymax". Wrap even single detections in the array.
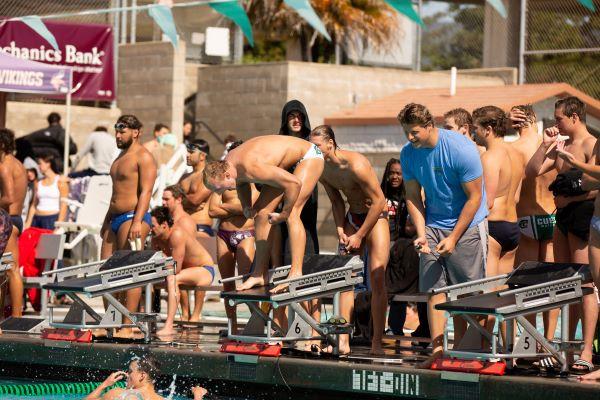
[{"xmin": 279, "ymin": 100, "xmax": 319, "ymax": 260}]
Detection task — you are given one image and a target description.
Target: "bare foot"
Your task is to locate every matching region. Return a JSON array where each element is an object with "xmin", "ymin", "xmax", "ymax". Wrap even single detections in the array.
[
  {"xmin": 189, "ymin": 315, "xmax": 200, "ymax": 323},
  {"xmin": 578, "ymin": 368, "xmax": 600, "ymax": 381},
  {"xmin": 239, "ymin": 275, "xmax": 266, "ymax": 290},
  {"xmin": 417, "ymin": 349, "xmax": 443, "ymax": 369},
  {"xmin": 157, "ymin": 326, "xmax": 177, "ymax": 336},
  {"xmin": 114, "ymin": 328, "xmax": 144, "ymax": 339}
]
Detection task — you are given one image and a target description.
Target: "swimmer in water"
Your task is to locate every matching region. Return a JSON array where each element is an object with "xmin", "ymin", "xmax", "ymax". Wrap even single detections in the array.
[{"xmin": 85, "ymin": 356, "xmax": 207, "ymax": 400}]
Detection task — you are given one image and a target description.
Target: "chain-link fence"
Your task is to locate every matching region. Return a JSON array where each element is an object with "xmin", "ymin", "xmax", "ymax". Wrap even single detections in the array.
[
  {"xmin": 524, "ymin": 0, "xmax": 600, "ymax": 99},
  {"xmin": 420, "ymin": 0, "xmax": 600, "ymax": 99}
]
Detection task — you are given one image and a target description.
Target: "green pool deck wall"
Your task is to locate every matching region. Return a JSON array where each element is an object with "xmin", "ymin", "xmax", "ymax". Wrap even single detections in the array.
[{"xmin": 0, "ymin": 335, "xmax": 598, "ymax": 400}]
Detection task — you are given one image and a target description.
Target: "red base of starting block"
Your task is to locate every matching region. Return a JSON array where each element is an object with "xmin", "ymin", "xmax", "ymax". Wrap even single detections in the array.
[
  {"xmin": 430, "ymin": 358, "xmax": 506, "ymax": 376},
  {"xmin": 220, "ymin": 342, "xmax": 281, "ymax": 357},
  {"xmin": 41, "ymin": 328, "xmax": 93, "ymax": 343}
]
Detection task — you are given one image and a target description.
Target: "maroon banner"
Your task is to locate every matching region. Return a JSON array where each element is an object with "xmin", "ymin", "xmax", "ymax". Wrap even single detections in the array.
[{"xmin": 0, "ymin": 20, "xmax": 114, "ymax": 101}]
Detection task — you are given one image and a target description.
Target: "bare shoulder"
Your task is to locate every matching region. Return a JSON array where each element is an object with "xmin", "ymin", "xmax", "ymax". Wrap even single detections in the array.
[
  {"xmin": 102, "ymin": 388, "xmax": 124, "ymax": 400},
  {"xmin": 347, "ymin": 150, "xmax": 373, "ymax": 171},
  {"xmin": 136, "ymin": 146, "xmax": 157, "ymax": 167}
]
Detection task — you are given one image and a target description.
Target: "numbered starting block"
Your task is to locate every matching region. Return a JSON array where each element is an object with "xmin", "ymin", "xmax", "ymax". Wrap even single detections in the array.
[
  {"xmin": 43, "ymin": 250, "xmax": 175, "ymax": 342},
  {"xmin": 434, "ymin": 261, "xmax": 592, "ymax": 374},
  {"xmin": 221, "ymin": 255, "xmax": 363, "ymax": 356}
]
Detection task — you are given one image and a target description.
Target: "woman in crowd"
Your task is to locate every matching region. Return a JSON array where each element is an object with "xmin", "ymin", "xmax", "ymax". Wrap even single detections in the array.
[
  {"xmin": 381, "ymin": 158, "xmax": 429, "ymax": 340},
  {"xmin": 26, "ymin": 154, "xmax": 68, "ymax": 230}
]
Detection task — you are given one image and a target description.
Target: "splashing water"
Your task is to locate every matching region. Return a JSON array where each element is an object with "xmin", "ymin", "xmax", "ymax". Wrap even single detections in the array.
[{"xmin": 166, "ymin": 374, "xmax": 177, "ymax": 400}]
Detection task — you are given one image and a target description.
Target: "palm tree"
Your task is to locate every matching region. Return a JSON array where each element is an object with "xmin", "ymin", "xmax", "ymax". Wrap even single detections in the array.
[{"xmin": 245, "ymin": 0, "xmax": 400, "ymax": 63}]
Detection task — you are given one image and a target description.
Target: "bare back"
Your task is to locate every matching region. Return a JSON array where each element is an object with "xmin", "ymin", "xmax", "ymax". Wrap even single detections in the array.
[
  {"xmin": 173, "ymin": 209, "xmax": 197, "ymax": 235},
  {"xmin": 109, "ymin": 144, "xmax": 156, "ymax": 214},
  {"xmin": 482, "ymin": 144, "xmax": 516, "ymax": 221},
  {"xmin": 511, "ymin": 134, "xmax": 557, "ymax": 216},
  {"xmin": 320, "ymin": 150, "xmax": 383, "ymax": 213},
  {"xmin": 0, "ymin": 155, "xmax": 27, "ymax": 215},
  {"xmin": 226, "ymin": 135, "xmax": 313, "ymax": 180}
]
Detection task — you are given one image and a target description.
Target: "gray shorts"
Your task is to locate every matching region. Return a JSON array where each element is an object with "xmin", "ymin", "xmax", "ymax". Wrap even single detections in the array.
[{"xmin": 419, "ymin": 220, "xmax": 488, "ymax": 292}]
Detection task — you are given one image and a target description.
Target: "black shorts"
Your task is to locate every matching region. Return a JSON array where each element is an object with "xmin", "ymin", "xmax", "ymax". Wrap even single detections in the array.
[{"xmin": 555, "ymin": 199, "xmax": 595, "ymax": 241}]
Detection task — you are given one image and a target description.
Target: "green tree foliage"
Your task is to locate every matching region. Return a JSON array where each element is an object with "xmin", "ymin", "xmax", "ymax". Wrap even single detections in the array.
[{"xmin": 420, "ymin": 4, "xmax": 483, "ymax": 71}]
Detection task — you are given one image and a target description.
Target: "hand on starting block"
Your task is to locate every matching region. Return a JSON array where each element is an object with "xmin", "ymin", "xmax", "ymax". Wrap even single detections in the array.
[{"xmin": 414, "ymin": 237, "xmax": 431, "ymax": 254}]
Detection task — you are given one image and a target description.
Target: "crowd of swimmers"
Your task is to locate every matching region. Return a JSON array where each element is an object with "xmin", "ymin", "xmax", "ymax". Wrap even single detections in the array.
[{"xmin": 1, "ymin": 97, "xmax": 600, "ymax": 381}]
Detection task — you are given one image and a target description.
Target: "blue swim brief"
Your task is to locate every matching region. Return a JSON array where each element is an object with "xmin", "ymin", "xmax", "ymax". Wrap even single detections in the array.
[
  {"xmin": 111, "ymin": 211, "xmax": 152, "ymax": 234},
  {"xmin": 196, "ymin": 224, "xmax": 215, "ymax": 237},
  {"xmin": 202, "ymin": 265, "xmax": 215, "ymax": 283}
]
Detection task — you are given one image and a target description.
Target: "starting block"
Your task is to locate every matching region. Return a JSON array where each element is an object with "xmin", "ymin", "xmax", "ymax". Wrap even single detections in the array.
[
  {"xmin": 434, "ymin": 261, "xmax": 592, "ymax": 374},
  {"xmin": 220, "ymin": 254, "xmax": 363, "ymax": 356},
  {"xmin": 431, "ymin": 358, "xmax": 506, "ymax": 376},
  {"xmin": 43, "ymin": 250, "xmax": 175, "ymax": 342}
]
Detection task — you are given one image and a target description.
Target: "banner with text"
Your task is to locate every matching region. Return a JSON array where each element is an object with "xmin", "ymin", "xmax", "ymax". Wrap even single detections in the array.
[{"xmin": 0, "ymin": 20, "xmax": 114, "ymax": 101}]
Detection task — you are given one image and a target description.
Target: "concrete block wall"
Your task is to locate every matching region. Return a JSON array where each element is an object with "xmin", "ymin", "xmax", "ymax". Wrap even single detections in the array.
[{"xmin": 117, "ymin": 41, "xmax": 186, "ymax": 143}]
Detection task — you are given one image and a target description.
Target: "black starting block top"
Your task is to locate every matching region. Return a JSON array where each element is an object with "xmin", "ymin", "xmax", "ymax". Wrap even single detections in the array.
[
  {"xmin": 44, "ymin": 250, "xmax": 172, "ymax": 295},
  {"xmin": 437, "ymin": 261, "xmax": 592, "ymax": 316},
  {"xmin": 505, "ymin": 261, "xmax": 590, "ymax": 287},
  {"xmin": 222, "ymin": 254, "xmax": 362, "ymax": 302}
]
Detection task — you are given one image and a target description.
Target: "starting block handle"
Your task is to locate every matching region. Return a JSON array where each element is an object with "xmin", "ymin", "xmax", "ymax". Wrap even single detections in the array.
[
  {"xmin": 498, "ymin": 275, "xmax": 581, "ymax": 297},
  {"xmin": 42, "ymin": 259, "xmax": 105, "ymax": 276},
  {"xmin": 432, "ymin": 273, "xmax": 510, "ymax": 295},
  {"xmin": 85, "ymin": 258, "xmax": 174, "ymax": 279},
  {"xmin": 274, "ymin": 264, "xmax": 356, "ymax": 286}
]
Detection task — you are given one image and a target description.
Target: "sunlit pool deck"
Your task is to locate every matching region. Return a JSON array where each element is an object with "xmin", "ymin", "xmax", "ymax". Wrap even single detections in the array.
[{"xmin": 0, "ymin": 326, "xmax": 598, "ymax": 400}]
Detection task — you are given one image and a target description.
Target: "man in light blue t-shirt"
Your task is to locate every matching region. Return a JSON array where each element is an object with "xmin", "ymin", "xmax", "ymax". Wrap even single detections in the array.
[{"xmin": 398, "ymin": 103, "xmax": 488, "ymax": 368}]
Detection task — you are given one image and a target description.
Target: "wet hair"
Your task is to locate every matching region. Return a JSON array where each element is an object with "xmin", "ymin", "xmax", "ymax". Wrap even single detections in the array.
[
  {"xmin": 555, "ymin": 96, "xmax": 586, "ymax": 122},
  {"xmin": 0, "ymin": 128, "xmax": 16, "ymax": 154},
  {"xmin": 397, "ymin": 103, "xmax": 434, "ymax": 127},
  {"xmin": 472, "ymin": 106, "xmax": 508, "ymax": 137},
  {"xmin": 511, "ymin": 104, "xmax": 536, "ymax": 125},
  {"xmin": 151, "ymin": 206, "xmax": 174, "ymax": 227},
  {"xmin": 47, "ymin": 112, "xmax": 61, "ymax": 125},
  {"xmin": 94, "ymin": 126, "xmax": 108, "ymax": 132},
  {"xmin": 153, "ymin": 123, "xmax": 169, "ymax": 133},
  {"xmin": 444, "ymin": 108, "xmax": 472, "ymax": 127},
  {"xmin": 37, "ymin": 153, "xmax": 59, "ymax": 174},
  {"xmin": 227, "ymin": 140, "xmax": 243, "ymax": 151},
  {"xmin": 309, "ymin": 125, "xmax": 338, "ymax": 148},
  {"xmin": 135, "ymin": 354, "xmax": 161, "ymax": 383},
  {"xmin": 117, "ymin": 115, "xmax": 143, "ymax": 130},
  {"xmin": 190, "ymin": 138, "xmax": 210, "ymax": 154},
  {"xmin": 164, "ymin": 184, "xmax": 186, "ymax": 200}
]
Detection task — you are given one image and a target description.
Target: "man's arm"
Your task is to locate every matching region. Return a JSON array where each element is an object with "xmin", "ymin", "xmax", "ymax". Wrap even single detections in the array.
[
  {"xmin": 526, "ymin": 142, "xmax": 557, "ymax": 177},
  {"xmin": 480, "ymin": 153, "xmax": 498, "ymax": 210},
  {"xmin": 346, "ymin": 160, "xmax": 386, "ymax": 248},
  {"xmin": 245, "ymin": 163, "xmax": 301, "ymax": 218},
  {"xmin": 129, "ymin": 152, "xmax": 157, "ymax": 240},
  {"xmin": 0, "ymin": 167, "xmax": 15, "ymax": 210},
  {"xmin": 321, "ymin": 180, "xmax": 347, "ymax": 242},
  {"xmin": 404, "ymin": 180, "xmax": 426, "ymax": 238},
  {"xmin": 57, "ymin": 177, "xmax": 69, "ymax": 223},
  {"xmin": 437, "ymin": 177, "xmax": 482, "ymax": 256},
  {"xmin": 236, "ymin": 182, "xmax": 253, "ymax": 211},
  {"xmin": 183, "ymin": 179, "xmax": 213, "ymax": 211},
  {"xmin": 169, "ymin": 231, "xmax": 186, "ymax": 274}
]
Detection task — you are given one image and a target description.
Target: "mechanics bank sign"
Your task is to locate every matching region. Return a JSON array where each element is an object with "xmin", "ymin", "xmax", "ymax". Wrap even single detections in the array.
[{"xmin": 0, "ymin": 20, "xmax": 114, "ymax": 101}]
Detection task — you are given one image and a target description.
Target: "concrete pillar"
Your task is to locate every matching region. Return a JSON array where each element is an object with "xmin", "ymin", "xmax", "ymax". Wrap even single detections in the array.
[
  {"xmin": 117, "ymin": 41, "xmax": 186, "ymax": 143},
  {"xmin": 483, "ymin": 0, "xmax": 521, "ymax": 68}
]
